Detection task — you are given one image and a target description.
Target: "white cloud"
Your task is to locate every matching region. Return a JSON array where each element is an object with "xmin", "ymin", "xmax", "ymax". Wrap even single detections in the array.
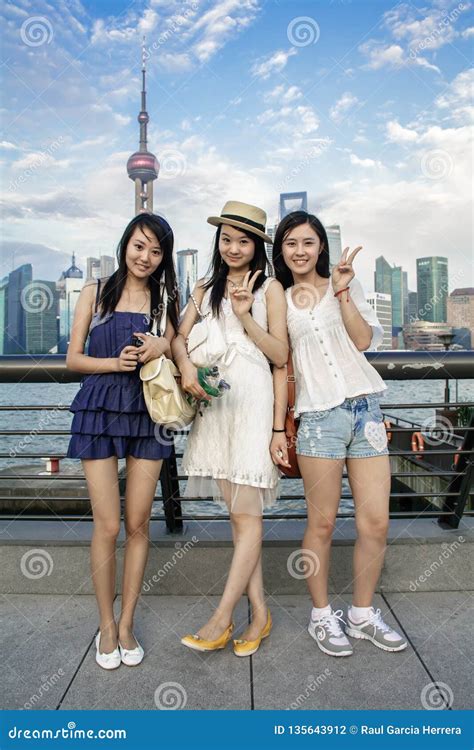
[
  {"xmin": 330, "ymin": 92, "xmax": 359, "ymax": 123},
  {"xmin": 359, "ymin": 39, "xmax": 441, "ymax": 73},
  {"xmin": 251, "ymin": 48, "xmax": 297, "ymax": 79},
  {"xmin": 360, "ymin": 42, "xmax": 405, "ymax": 69},
  {"xmin": 158, "ymin": 52, "xmax": 193, "ymax": 72},
  {"xmin": 350, "ymin": 154, "xmax": 382, "ymax": 168},
  {"xmin": 11, "ymin": 153, "xmax": 70, "ymax": 171},
  {"xmin": 265, "ymin": 84, "xmax": 302, "ymax": 103},
  {"xmin": 386, "ymin": 120, "xmax": 419, "ymax": 143},
  {"xmin": 435, "ymin": 68, "xmax": 474, "ymax": 123},
  {"xmin": 383, "ymin": 2, "xmax": 469, "ymax": 52}
]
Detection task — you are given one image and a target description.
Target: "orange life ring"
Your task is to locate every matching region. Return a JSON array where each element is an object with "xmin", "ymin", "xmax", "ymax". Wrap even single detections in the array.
[{"xmin": 411, "ymin": 431, "xmax": 424, "ymax": 459}]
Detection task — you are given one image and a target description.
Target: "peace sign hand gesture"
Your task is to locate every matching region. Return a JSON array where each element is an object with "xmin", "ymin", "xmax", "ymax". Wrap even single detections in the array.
[
  {"xmin": 331, "ymin": 246, "xmax": 362, "ymax": 292},
  {"xmin": 229, "ymin": 270, "xmax": 262, "ymax": 319}
]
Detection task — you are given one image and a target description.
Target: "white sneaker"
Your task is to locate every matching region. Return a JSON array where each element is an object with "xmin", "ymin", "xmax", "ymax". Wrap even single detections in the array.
[
  {"xmin": 95, "ymin": 631, "xmax": 121, "ymax": 670},
  {"xmin": 345, "ymin": 607, "xmax": 407, "ymax": 652},
  {"xmin": 119, "ymin": 635, "xmax": 144, "ymax": 666},
  {"xmin": 308, "ymin": 608, "xmax": 353, "ymax": 657}
]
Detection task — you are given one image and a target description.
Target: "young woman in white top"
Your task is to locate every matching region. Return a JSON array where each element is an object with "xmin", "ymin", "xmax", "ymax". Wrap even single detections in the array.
[
  {"xmin": 271, "ymin": 211, "xmax": 407, "ymax": 657},
  {"xmin": 172, "ymin": 201, "xmax": 288, "ymax": 657}
]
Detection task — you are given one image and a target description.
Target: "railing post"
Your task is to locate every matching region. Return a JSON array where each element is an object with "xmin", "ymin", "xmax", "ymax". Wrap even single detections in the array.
[
  {"xmin": 439, "ymin": 412, "xmax": 474, "ymax": 529},
  {"xmin": 160, "ymin": 441, "xmax": 183, "ymax": 534}
]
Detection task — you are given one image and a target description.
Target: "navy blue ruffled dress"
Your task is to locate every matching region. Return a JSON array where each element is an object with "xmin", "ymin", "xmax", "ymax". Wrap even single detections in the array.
[{"xmin": 67, "ymin": 283, "xmax": 172, "ymax": 461}]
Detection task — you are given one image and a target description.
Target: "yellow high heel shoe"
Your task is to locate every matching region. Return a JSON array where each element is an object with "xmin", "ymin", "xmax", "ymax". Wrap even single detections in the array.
[
  {"xmin": 233, "ymin": 609, "xmax": 272, "ymax": 657},
  {"xmin": 181, "ymin": 623, "xmax": 234, "ymax": 652}
]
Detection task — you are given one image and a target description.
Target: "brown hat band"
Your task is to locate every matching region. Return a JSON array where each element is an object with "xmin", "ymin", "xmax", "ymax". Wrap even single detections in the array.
[{"xmin": 221, "ymin": 213, "xmax": 265, "ymax": 233}]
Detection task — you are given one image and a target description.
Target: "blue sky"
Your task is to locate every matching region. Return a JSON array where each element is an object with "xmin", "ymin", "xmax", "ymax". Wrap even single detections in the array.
[{"xmin": 1, "ymin": 0, "xmax": 472, "ymax": 293}]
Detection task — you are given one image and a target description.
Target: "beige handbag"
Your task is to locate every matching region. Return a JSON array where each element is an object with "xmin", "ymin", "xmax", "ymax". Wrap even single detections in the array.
[
  {"xmin": 139, "ymin": 286, "xmax": 196, "ymax": 430},
  {"xmin": 140, "ymin": 355, "xmax": 196, "ymax": 430}
]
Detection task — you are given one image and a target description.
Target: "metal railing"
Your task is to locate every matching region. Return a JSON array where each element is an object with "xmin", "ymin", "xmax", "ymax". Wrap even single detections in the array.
[{"xmin": 0, "ymin": 351, "xmax": 473, "ymax": 532}]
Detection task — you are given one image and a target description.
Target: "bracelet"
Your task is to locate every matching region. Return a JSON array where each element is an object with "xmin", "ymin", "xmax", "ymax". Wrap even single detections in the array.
[
  {"xmin": 272, "ymin": 428, "xmax": 286, "ymax": 433},
  {"xmin": 334, "ymin": 286, "xmax": 350, "ymax": 302}
]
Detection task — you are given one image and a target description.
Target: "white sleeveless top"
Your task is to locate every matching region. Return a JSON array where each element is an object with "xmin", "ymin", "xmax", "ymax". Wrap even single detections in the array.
[
  {"xmin": 286, "ymin": 277, "xmax": 387, "ymax": 416},
  {"xmin": 198, "ymin": 276, "xmax": 275, "ymax": 369}
]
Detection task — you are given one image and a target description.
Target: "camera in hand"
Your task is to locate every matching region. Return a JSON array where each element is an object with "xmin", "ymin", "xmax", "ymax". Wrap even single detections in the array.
[{"xmin": 131, "ymin": 335, "xmax": 144, "ymax": 348}]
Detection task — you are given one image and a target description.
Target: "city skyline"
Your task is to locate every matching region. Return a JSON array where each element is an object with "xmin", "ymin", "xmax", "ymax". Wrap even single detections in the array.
[{"xmin": 1, "ymin": 1, "xmax": 472, "ymax": 296}]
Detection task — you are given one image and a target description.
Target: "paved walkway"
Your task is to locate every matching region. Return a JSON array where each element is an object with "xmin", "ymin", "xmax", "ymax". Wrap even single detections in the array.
[{"xmin": 2, "ymin": 591, "xmax": 471, "ymax": 711}]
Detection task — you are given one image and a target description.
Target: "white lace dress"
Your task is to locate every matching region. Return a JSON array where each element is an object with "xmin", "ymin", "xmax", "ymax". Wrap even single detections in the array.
[{"xmin": 182, "ymin": 277, "xmax": 280, "ymax": 515}]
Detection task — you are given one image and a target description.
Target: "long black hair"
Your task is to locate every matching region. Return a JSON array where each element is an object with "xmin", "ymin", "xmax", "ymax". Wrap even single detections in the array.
[
  {"xmin": 203, "ymin": 224, "xmax": 270, "ymax": 317},
  {"xmin": 273, "ymin": 211, "xmax": 330, "ymax": 289},
  {"xmin": 98, "ymin": 213, "xmax": 179, "ymax": 333}
]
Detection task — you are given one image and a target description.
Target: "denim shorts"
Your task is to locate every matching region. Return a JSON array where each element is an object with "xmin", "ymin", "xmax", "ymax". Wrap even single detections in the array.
[{"xmin": 296, "ymin": 393, "xmax": 389, "ymax": 460}]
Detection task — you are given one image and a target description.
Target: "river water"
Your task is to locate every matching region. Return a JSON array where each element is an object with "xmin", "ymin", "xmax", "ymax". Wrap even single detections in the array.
[{"xmin": 1, "ymin": 379, "xmax": 472, "ymax": 516}]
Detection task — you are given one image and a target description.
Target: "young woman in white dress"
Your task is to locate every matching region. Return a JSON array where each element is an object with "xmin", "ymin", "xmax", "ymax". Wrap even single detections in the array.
[
  {"xmin": 172, "ymin": 201, "xmax": 288, "ymax": 657},
  {"xmin": 271, "ymin": 211, "xmax": 407, "ymax": 657}
]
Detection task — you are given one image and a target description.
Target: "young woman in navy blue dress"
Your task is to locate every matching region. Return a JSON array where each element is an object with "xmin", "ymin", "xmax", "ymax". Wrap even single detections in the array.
[{"xmin": 66, "ymin": 214, "xmax": 178, "ymax": 670}]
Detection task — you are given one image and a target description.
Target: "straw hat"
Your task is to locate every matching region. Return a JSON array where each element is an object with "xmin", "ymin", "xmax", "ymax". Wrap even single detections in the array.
[{"xmin": 207, "ymin": 200, "xmax": 272, "ymax": 243}]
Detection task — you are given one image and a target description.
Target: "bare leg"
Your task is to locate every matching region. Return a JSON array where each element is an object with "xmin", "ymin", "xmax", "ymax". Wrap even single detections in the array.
[
  {"xmin": 297, "ymin": 456, "xmax": 345, "ymax": 608},
  {"xmin": 243, "ymin": 551, "xmax": 268, "ymax": 639},
  {"xmin": 83, "ymin": 457, "xmax": 121, "ymax": 653},
  {"xmin": 346, "ymin": 455, "xmax": 390, "ymax": 606},
  {"xmin": 119, "ymin": 456, "xmax": 163, "ymax": 649},
  {"xmin": 196, "ymin": 481, "xmax": 264, "ymax": 641}
]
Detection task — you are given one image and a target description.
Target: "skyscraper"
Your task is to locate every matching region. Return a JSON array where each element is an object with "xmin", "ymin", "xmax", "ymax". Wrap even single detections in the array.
[
  {"xmin": 86, "ymin": 255, "xmax": 115, "ymax": 280},
  {"xmin": 57, "ymin": 253, "xmax": 84, "ymax": 353},
  {"xmin": 366, "ymin": 292, "xmax": 392, "ymax": 350},
  {"xmin": 4, "ymin": 264, "xmax": 32, "ymax": 354},
  {"xmin": 374, "ymin": 256, "xmax": 392, "ymax": 296},
  {"xmin": 0, "ymin": 276, "xmax": 7, "ymax": 354},
  {"xmin": 25, "ymin": 281, "xmax": 59, "ymax": 354},
  {"xmin": 100, "ymin": 255, "xmax": 115, "ymax": 278},
  {"xmin": 177, "ymin": 249, "xmax": 198, "ymax": 310},
  {"xmin": 279, "ymin": 191, "xmax": 308, "ymax": 219},
  {"xmin": 447, "ymin": 288, "xmax": 474, "ymax": 347},
  {"xmin": 416, "ymin": 256, "xmax": 448, "ymax": 323},
  {"xmin": 391, "ymin": 266, "xmax": 404, "ymax": 329},
  {"xmin": 127, "ymin": 39, "xmax": 159, "ymax": 214},
  {"xmin": 408, "ymin": 291, "xmax": 419, "ymax": 322},
  {"xmin": 265, "ymin": 224, "xmax": 277, "ymax": 270},
  {"xmin": 326, "ymin": 224, "xmax": 342, "ymax": 267}
]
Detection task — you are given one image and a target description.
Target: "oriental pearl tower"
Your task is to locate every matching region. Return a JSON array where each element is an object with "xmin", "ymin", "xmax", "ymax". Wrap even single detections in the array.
[{"xmin": 127, "ymin": 39, "xmax": 159, "ymax": 213}]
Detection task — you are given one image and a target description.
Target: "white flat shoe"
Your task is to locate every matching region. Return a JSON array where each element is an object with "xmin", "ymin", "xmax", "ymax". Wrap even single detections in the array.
[
  {"xmin": 95, "ymin": 632, "xmax": 121, "ymax": 670},
  {"xmin": 119, "ymin": 635, "xmax": 144, "ymax": 666}
]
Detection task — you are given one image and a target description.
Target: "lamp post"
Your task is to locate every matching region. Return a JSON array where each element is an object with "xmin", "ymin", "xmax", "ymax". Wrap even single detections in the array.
[{"xmin": 437, "ymin": 332, "xmax": 455, "ymax": 405}]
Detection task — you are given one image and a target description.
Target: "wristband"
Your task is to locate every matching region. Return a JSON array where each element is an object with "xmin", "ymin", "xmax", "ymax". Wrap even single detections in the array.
[
  {"xmin": 334, "ymin": 286, "xmax": 350, "ymax": 302},
  {"xmin": 272, "ymin": 428, "xmax": 286, "ymax": 433}
]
